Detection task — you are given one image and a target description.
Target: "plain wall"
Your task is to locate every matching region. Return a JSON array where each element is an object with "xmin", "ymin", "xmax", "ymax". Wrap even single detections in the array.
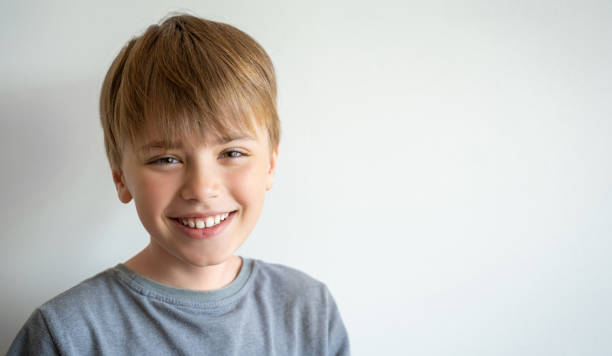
[{"xmin": 1, "ymin": 1, "xmax": 611, "ymax": 354}]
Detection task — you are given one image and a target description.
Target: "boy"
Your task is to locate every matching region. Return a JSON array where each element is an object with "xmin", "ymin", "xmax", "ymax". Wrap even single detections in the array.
[{"xmin": 8, "ymin": 14, "xmax": 350, "ymax": 355}]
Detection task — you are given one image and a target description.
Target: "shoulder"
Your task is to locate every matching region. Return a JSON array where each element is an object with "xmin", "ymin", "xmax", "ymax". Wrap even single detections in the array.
[
  {"xmin": 8, "ymin": 267, "xmax": 122, "ymax": 355},
  {"xmin": 246, "ymin": 259, "xmax": 351, "ymax": 355},
  {"xmin": 37, "ymin": 266, "xmax": 121, "ymax": 322},
  {"xmin": 248, "ymin": 259, "xmax": 336, "ymax": 311},
  {"xmin": 251, "ymin": 259, "xmax": 328, "ymax": 293}
]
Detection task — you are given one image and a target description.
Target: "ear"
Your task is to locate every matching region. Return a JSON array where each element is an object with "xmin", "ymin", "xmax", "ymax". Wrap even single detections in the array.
[
  {"xmin": 112, "ymin": 169, "xmax": 133, "ymax": 203},
  {"xmin": 265, "ymin": 146, "xmax": 279, "ymax": 191}
]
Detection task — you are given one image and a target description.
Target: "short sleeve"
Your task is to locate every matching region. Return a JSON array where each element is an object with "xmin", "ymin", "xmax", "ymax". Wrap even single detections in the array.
[
  {"xmin": 7, "ymin": 309, "xmax": 59, "ymax": 356},
  {"xmin": 326, "ymin": 287, "xmax": 351, "ymax": 356}
]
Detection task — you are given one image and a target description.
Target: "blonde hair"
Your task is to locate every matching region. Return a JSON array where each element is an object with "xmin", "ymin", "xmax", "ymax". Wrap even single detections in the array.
[{"xmin": 100, "ymin": 14, "xmax": 279, "ymax": 170}]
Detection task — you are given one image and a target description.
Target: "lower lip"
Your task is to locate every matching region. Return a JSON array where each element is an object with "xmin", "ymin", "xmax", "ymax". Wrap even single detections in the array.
[{"xmin": 171, "ymin": 212, "xmax": 236, "ymax": 240}]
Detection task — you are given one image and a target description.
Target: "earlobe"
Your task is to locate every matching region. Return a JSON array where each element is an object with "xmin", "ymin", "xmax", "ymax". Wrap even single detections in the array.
[
  {"xmin": 112, "ymin": 169, "xmax": 133, "ymax": 203},
  {"xmin": 265, "ymin": 146, "xmax": 279, "ymax": 191}
]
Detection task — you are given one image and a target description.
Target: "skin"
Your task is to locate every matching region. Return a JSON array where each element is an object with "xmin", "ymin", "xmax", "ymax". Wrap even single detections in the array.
[{"xmin": 111, "ymin": 125, "xmax": 278, "ymax": 291}]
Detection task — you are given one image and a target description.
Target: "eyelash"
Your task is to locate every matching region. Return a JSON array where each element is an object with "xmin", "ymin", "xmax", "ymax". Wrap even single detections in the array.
[
  {"xmin": 150, "ymin": 157, "xmax": 180, "ymax": 165},
  {"xmin": 222, "ymin": 150, "xmax": 245, "ymax": 159},
  {"xmin": 149, "ymin": 150, "xmax": 246, "ymax": 165}
]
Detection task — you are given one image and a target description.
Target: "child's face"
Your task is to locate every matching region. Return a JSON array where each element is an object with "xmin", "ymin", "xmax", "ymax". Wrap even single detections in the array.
[{"xmin": 112, "ymin": 124, "xmax": 278, "ymax": 267}]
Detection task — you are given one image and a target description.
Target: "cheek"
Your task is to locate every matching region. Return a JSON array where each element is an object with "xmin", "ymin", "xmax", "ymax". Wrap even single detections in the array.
[
  {"xmin": 132, "ymin": 174, "xmax": 176, "ymax": 219},
  {"xmin": 226, "ymin": 163, "xmax": 268, "ymax": 206}
]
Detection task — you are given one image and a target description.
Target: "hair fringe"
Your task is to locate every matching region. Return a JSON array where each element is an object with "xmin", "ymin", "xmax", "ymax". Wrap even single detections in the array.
[{"xmin": 100, "ymin": 14, "xmax": 280, "ymax": 170}]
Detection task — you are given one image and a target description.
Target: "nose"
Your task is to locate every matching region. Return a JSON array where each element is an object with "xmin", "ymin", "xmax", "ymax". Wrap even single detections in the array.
[{"xmin": 179, "ymin": 160, "xmax": 222, "ymax": 202}]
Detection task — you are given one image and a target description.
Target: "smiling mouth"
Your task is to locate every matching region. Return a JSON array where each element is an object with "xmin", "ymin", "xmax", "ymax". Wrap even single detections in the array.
[{"xmin": 171, "ymin": 211, "xmax": 237, "ymax": 230}]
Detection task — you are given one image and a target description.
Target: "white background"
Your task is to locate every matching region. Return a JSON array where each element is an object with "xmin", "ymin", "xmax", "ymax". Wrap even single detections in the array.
[{"xmin": 1, "ymin": 1, "xmax": 611, "ymax": 354}]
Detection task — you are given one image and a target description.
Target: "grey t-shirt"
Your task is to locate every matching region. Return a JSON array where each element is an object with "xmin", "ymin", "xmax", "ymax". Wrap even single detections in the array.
[{"xmin": 8, "ymin": 258, "xmax": 350, "ymax": 355}]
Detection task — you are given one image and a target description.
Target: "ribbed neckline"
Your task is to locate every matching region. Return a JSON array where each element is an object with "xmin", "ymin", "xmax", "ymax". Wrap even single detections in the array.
[{"xmin": 112, "ymin": 257, "xmax": 254, "ymax": 307}]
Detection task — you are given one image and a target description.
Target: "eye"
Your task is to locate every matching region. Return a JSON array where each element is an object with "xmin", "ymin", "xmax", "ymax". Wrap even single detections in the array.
[
  {"xmin": 221, "ymin": 150, "xmax": 246, "ymax": 159},
  {"xmin": 150, "ymin": 156, "xmax": 180, "ymax": 165}
]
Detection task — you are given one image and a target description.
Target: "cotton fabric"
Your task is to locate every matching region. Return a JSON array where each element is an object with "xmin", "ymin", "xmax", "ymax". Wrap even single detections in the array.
[{"xmin": 8, "ymin": 258, "xmax": 350, "ymax": 355}]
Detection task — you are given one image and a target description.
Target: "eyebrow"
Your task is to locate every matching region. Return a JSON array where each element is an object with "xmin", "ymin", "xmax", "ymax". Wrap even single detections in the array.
[
  {"xmin": 212, "ymin": 134, "xmax": 255, "ymax": 144},
  {"xmin": 137, "ymin": 135, "xmax": 255, "ymax": 153},
  {"xmin": 138, "ymin": 140, "xmax": 182, "ymax": 153}
]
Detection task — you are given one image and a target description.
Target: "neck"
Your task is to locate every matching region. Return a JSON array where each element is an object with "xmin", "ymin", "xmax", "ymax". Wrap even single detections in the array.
[{"xmin": 124, "ymin": 243, "xmax": 243, "ymax": 291}]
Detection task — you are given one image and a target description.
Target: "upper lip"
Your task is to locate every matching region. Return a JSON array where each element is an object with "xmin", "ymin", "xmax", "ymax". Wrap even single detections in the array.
[{"xmin": 171, "ymin": 210, "xmax": 235, "ymax": 219}]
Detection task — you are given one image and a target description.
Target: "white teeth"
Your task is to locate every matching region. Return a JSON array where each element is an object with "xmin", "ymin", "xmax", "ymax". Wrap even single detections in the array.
[
  {"xmin": 179, "ymin": 212, "xmax": 232, "ymax": 229},
  {"xmin": 195, "ymin": 219, "xmax": 205, "ymax": 229}
]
